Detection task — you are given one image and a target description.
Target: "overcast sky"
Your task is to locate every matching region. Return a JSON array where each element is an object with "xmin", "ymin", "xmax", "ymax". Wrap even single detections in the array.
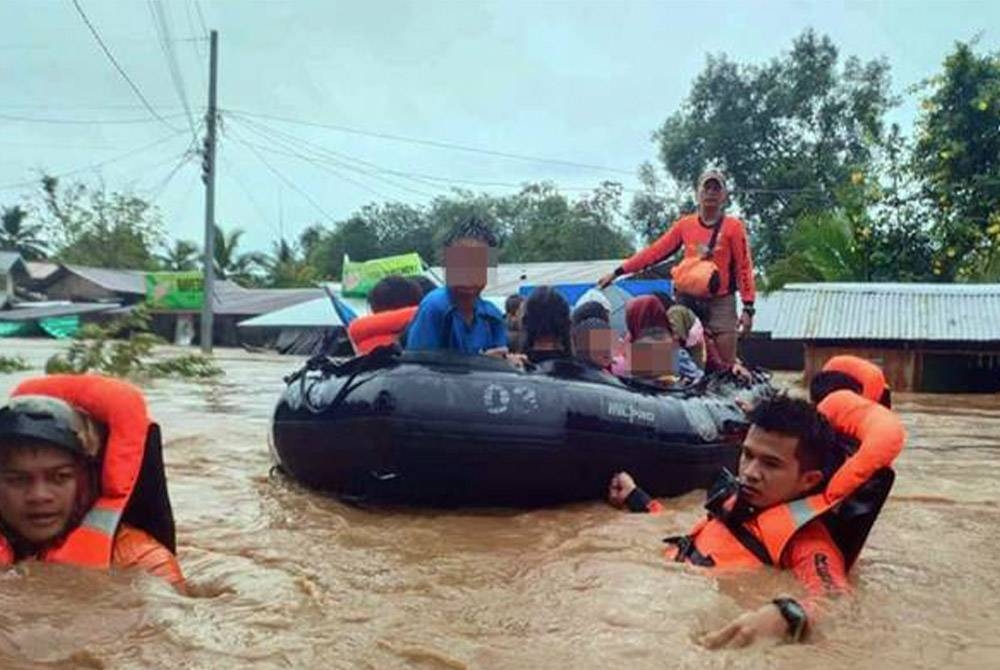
[{"xmin": 1, "ymin": 0, "xmax": 996, "ymax": 255}]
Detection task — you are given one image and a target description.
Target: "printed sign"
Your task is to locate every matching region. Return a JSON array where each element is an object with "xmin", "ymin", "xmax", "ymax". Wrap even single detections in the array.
[{"xmin": 145, "ymin": 272, "xmax": 204, "ymax": 310}]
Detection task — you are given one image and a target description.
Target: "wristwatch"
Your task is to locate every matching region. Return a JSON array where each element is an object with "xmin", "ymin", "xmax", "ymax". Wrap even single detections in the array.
[
  {"xmin": 742, "ymin": 302, "xmax": 756, "ymax": 316},
  {"xmin": 772, "ymin": 597, "xmax": 808, "ymax": 642}
]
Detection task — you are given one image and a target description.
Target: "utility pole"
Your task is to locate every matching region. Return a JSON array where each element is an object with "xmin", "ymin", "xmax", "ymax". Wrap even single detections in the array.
[{"xmin": 200, "ymin": 30, "xmax": 218, "ymax": 354}]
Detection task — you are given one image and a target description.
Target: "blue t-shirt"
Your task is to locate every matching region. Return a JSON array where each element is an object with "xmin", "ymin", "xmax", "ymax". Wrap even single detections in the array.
[{"xmin": 404, "ymin": 287, "xmax": 507, "ymax": 354}]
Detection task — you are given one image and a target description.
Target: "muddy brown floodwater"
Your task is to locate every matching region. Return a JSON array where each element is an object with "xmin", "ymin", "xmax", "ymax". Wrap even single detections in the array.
[{"xmin": 1, "ymin": 338, "xmax": 999, "ymax": 669}]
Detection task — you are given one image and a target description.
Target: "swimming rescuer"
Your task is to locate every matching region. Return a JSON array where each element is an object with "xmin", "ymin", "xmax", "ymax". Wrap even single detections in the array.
[
  {"xmin": 0, "ymin": 374, "xmax": 185, "ymax": 591},
  {"xmin": 609, "ymin": 375, "xmax": 904, "ymax": 648}
]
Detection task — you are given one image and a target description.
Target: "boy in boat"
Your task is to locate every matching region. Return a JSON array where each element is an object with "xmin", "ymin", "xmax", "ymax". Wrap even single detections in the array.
[
  {"xmin": 347, "ymin": 275, "xmax": 424, "ymax": 355},
  {"xmin": 609, "ymin": 372, "xmax": 903, "ymax": 648},
  {"xmin": 0, "ymin": 375, "xmax": 185, "ymax": 591},
  {"xmin": 405, "ymin": 216, "xmax": 508, "ymax": 358}
]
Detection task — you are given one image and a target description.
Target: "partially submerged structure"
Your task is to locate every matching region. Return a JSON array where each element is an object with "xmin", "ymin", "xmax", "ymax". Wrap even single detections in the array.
[{"xmin": 765, "ymin": 283, "xmax": 1000, "ymax": 392}]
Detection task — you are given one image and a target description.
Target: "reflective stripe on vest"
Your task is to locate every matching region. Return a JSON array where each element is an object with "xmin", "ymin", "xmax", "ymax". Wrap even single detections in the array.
[
  {"xmin": 0, "ymin": 374, "xmax": 150, "ymax": 569},
  {"xmin": 669, "ymin": 390, "xmax": 905, "ymax": 568}
]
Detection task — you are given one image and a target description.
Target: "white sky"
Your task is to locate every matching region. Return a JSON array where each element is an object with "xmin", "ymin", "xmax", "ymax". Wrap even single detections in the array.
[{"xmin": 1, "ymin": 0, "xmax": 996, "ymax": 255}]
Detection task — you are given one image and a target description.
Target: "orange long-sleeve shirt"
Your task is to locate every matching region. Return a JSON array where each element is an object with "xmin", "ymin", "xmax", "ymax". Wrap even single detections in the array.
[
  {"xmin": 620, "ymin": 214, "xmax": 756, "ymax": 304},
  {"xmin": 112, "ymin": 525, "xmax": 185, "ymax": 591}
]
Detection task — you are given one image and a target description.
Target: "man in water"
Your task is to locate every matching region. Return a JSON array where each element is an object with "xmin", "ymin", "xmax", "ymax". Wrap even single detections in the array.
[
  {"xmin": 609, "ymin": 388, "xmax": 903, "ymax": 648},
  {"xmin": 405, "ymin": 216, "xmax": 508, "ymax": 357},
  {"xmin": 0, "ymin": 375, "xmax": 185, "ymax": 590}
]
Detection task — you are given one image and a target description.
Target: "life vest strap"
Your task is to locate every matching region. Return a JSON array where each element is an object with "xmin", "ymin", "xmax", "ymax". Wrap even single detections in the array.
[{"xmin": 664, "ymin": 535, "xmax": 716, "ymax": 567}]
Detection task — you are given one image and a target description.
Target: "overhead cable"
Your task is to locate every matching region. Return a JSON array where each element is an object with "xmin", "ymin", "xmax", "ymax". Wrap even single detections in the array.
[{"xmin": 69, "ymin": 0, "xmax": 180, "ymax": 131}]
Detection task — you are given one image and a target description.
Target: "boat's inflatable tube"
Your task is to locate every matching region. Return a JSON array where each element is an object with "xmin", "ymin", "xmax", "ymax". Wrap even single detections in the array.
[{"xmin": 270, "ymin": 348, "xmax": 775, "ymax": 507}]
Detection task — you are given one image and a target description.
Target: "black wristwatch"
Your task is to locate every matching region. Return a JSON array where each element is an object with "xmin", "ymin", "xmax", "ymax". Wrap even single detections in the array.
[
  {"xmin": 772, "ymin": 597, "xmax": 808, "ymax": 642},
  {"xmin": 742, "ymin": 302, "xmax": 756, "ymax": 316}
]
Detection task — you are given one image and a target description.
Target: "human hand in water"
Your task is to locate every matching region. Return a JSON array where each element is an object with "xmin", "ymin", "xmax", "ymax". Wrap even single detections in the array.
[
  {"xmin": 607, "ymin": 471, "xmax": 637, "ymax": 507},
  {"xmin": 504, "ymin": 352, "xmax": 529, "ymax": 369},
  {"xmin": 596, "ymin": 272, "xmax": 616, "ymax": 289},
  {"xmin": 731, "ymin": 362, "xmax": 752, "ymax": 381},
  {"xmin": 699, "ymin": 603, "xmax": 789, "ymax": 649}
]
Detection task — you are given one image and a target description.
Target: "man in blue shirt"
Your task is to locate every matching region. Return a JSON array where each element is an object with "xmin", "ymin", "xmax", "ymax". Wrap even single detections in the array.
[{"xmin": 405, "ymin": 217, "xmax": 508, "ymax": 355}]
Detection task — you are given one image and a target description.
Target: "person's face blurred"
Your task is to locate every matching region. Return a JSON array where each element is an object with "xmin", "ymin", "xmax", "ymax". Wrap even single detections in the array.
[
  {"xmin": 574, "ymin": 328, "xmax": 613, "ymax": 368},
  {"xmin": 627, "ymin": 336, "xmax": 675, "ymax": 378},
  {"xmin": 697, "ymin": 178, "xmax": 726, "ymax": 209},
  {"xmin": 0, "ymin": 443, "xmax": 85, "ymax": 545},
  {"xmin": 445, "ymin": 239, "xmax": 493, "ymax": 300}
]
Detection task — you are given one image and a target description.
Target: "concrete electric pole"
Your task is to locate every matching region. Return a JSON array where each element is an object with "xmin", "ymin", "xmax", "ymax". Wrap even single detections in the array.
[{"xmin": 200, "ymin": 30, "xmax": 218, "ymax": 354}]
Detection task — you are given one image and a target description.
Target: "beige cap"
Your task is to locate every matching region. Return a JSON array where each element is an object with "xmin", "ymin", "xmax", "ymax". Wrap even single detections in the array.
[{"xmin": 697, "ymin": 169, "xmax": 727, "ymax": 190}]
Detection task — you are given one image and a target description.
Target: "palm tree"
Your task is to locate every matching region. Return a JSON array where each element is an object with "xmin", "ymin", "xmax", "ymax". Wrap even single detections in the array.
[
  {"xmin": 213, "ymin": 224, "xmax": 266, "ymax": 285},
  {"xmin": 0, "ymin": 206, "xmax": 48, "ymax": 260},
  {"xmin": 764, "ymin": 212, "xmax": 867, "ymax": 291},
  {"xmin": 263, "ymin": 237, "xmax": 319, "ymax": 288},
  {"xmin": 155, "ymin": 239, "xmax": 201, "ymax": 271}
]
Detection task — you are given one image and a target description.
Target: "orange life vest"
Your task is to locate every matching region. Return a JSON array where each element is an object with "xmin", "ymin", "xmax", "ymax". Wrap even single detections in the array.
[
  {"xmin": 669, "ymin": 218, "xmax": 724, "ymax": 299},
  {"xmin": 822, "ymin": 355, "xmax": 888, "ymax": 405},
  {"xmin": 0, "ymin": 374, "xmax": 150, "ymax": 569},
  {"xmin": 666, "ymin": 389, "xmax": 905, "ymax": 570},
  {"xmin": 348, "ymin": 305, "xmax": 418, "ymax": 355}
]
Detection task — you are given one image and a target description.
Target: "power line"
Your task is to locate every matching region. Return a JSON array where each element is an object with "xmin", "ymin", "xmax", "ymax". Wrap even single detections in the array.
[
  {"xmin": 230, "ymin": 115, "xmax": 636, "ymax": 197},
  {"xmin": 0, "ymin": 111, "xmax": 189, "ymax": 125},
  {"xmin": 193, "ymin": 0, "xmax": 209, "ymax": 38},
  {"xmin": 229, "ymin": 115, "xmax": 435, "ymax": 199},
  {"xmin": 70, "ymin": 0, "xmax": 180, "ymax": 131},
  {"xmin": 218, "ymin": 152, "xmax": 283, "ymax": 239},
  {"xmin": 225, "ymin": 127, "xmax": 340, "ymax": 226},
  {"xmin": 224, "ymin": 108, "xmax": 637, "ymax": 176},
  {"xmin": 147, "ymin": 0, "xmax": 199, "ymax": 143},
  {"xmin": 0, "ymin": 130, "xmax": 188, "ymax": 191}
]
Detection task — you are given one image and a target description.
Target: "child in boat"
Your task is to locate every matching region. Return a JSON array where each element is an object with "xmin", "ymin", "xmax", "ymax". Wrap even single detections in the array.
[
  {"xmin": 347, "ymin": 275, "xmax": 424, "ymax": 355},
  {"xmin": 520, "ymin": 286, "xmax": 574, "ymax": 366}
]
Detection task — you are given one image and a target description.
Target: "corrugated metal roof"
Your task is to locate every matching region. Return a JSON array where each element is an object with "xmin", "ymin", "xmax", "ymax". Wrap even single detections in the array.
[
  {"xmin": 0, "ymin": 302, "xmax": 120, "ymax": 322},
  {"xmin": 58, "ymin": 265, "xmax": 147, "ymax": 294},
  {"xmin": 767, "ymin": 283, "xmax": 1000, "ymax": 341},
  {"xmin": 238, "ymin": 296, "xmax": 345, "ymax": 328}
]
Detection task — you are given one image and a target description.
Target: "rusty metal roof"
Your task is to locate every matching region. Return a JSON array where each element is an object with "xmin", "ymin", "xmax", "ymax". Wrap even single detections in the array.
[{"xmin": 766, "ymin": 283, "xmax": 1000, "ymax": 342}]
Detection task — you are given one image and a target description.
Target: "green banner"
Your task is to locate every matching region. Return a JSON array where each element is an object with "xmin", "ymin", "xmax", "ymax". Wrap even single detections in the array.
[
  {"xmin": 145, "ymin": 272, "xmax": 204, "ymax": 310},
  {"xmin": 341, "ymin": 252, "xmax": 424, "ymax": 297}
]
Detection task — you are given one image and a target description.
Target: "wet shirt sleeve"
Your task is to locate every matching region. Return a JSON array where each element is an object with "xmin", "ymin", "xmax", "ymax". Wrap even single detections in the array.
[
  {"xmin": 620, "ymin": 220, "xmax": 684, "ymax": 275},
  {"xmin": 624, "ymin": 487, "xmax": 664, "ymax": 514},
  {"xmin": 112, "ymin": 525, "xmax": 186, "ymax": 592},
  {"xmin": 780, "ymin": 520, "xmax": 849, "ymax": 621}
]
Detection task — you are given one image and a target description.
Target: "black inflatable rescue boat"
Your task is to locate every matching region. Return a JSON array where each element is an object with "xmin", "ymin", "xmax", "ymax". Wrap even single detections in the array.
[{"xmin": 270, "ymin": 349, "xmax": 775, "ymax": 507}]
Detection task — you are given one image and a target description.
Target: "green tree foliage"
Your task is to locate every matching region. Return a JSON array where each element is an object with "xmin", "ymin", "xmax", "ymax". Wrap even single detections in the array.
[
  {"xmin": 45, "ymin": 306, "xmax": 221, "ymax": 380},
  {"xmin": 0, "ymin": 206, "xmax": 48, "ymax": 260},
  {"xmin": 301, "ymin": 183, "xmax": 633, "ymax": 279},
  {"xmin": 212, "ymin": 225, "xmax": 266, "ymax": 285},
  {"xmin": 38, "ymin": 176, "xmax": 164, "ymax": 270},
  {"xmin": 654, "ymin": 30, "xmax": 895, "ymax": 265},
  {"xmin": 263, "ymin": 237, "xmax": 319, "ymax": 288},
  {"xmin": 913, "ymin": 41, "xmax": 1000, "ymax": 281},
  {"xmin": 155, "ymin": 239, "xmax": 201, "ymax": 271}
]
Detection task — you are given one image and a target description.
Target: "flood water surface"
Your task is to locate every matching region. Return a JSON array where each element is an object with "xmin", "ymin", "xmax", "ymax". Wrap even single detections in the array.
[{"xmin": 1, "ymin": 339, "xmax": 999, "ymax": 669}]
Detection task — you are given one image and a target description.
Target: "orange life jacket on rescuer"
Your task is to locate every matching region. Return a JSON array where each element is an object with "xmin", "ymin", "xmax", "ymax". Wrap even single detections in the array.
[
  {"xmin": 0, "ymin": 375, "xmax": 176, "ymax": 570},
  {"xmin": 666, "ymin": 389, "xmax": 905, "ymax": 570},
  {"xmin": 822, "ymin": 355, "xmax": 890, "ymax": 406}
]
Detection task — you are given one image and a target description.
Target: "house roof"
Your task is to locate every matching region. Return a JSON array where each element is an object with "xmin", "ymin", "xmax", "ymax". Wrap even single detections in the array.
[
  {"xmin": 765, "ymin": 282, "xmax": 1000, "ymax": 342},
  {"xmin": 0, "ymin": 301, "xmax": 120, "ymax": 322},
  {"xmin": 0, "ymin": 251, "xmax": 25, "ymax": 274}
]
